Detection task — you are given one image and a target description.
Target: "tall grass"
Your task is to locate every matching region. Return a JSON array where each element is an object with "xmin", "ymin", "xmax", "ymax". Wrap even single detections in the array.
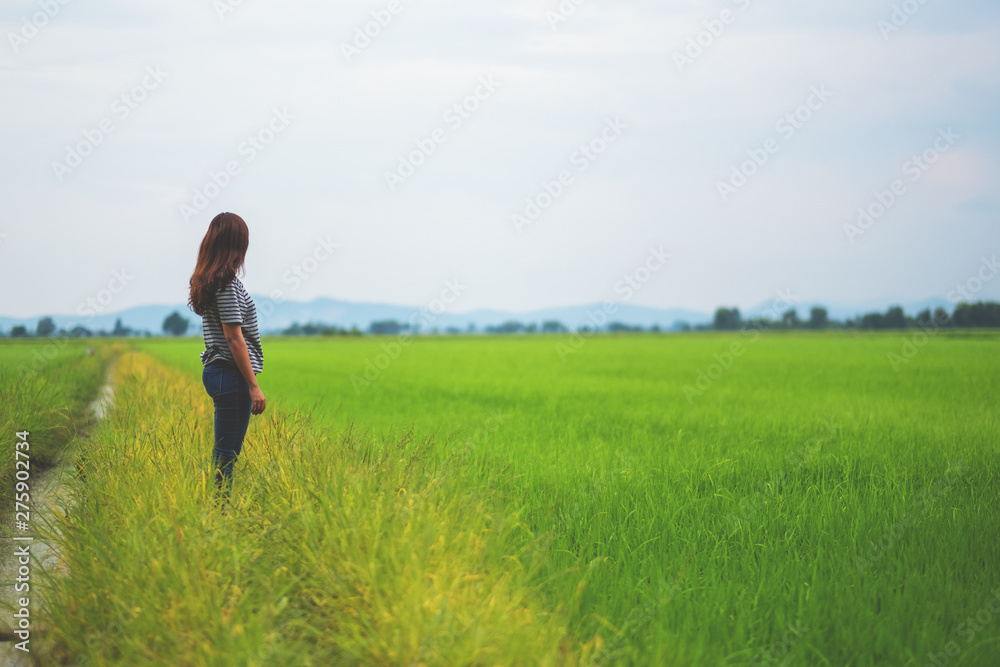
[
  {"xmin": 0, "ymin": 341, "xmax": 112, "ymax": 508},
  {"xmin": 40, "ymin": 352, "xmax": 591, "ymax": 665}
]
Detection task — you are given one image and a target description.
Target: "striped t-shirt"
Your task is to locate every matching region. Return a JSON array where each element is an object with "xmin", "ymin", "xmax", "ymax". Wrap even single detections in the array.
[{"xmin": 200, "ymin": 277, "xmax": 264, "ymax": 374}]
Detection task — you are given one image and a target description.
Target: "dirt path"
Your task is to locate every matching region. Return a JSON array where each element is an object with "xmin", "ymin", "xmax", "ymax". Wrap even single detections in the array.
[{"xmin": 0, "ymin": 368, "xmax": 116, "ymax": 666}]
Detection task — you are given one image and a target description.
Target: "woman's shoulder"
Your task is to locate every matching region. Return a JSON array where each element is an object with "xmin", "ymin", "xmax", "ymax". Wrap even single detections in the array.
[
  {"xmin": 218, "ymin": 276, "xmax": 246, "ymax": 293},
  {"xmin": 213, "ymin": 277, "xmax": 246, "ymax": 307},
  {"xmin": 232, "ymin": 277, "xmax": 251, "ymax": 296}
]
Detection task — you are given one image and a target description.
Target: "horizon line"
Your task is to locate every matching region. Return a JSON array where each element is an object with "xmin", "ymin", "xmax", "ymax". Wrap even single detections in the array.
[{"xmin": 0, "ymin": 293, "xmax": 966, "ymax": 324}]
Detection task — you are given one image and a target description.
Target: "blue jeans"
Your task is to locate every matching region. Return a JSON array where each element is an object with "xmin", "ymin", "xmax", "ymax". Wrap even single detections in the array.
[{"xmin": 202, "ymin": 360, "xmax": 251, "ymax": 493}]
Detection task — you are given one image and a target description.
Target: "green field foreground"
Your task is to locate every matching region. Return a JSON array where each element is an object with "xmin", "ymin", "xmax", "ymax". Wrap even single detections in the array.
[
  {"xmin": 144, "ymin": 332, "xmax": 1000, "ymax": 665},
  {"xmin": 3, "ymin": 332, "xmax": 999, "ymax": 665}
]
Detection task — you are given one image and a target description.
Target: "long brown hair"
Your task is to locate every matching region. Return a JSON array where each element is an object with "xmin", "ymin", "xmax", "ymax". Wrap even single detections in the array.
[{"xmin": 188, "ymin": 212, "xmax": 250, "ymax": 316}]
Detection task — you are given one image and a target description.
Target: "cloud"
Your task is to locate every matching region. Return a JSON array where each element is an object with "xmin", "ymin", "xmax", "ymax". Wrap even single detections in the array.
[{"xmin": 1, "ymin": 0, "xmax": 999, "ymax": 317}]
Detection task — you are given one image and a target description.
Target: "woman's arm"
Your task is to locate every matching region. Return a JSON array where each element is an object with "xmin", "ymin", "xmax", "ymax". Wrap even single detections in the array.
[{"xmin": 222, "ymin": 322, "xmax": 266, "ymax": 415}]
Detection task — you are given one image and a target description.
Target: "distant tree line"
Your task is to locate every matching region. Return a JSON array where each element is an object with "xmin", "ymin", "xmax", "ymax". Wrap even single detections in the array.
[
  {"xmin": 711, "ymin": 306, "xmax": 832, "ymax": 331},
  {"xmin": 5, "ymin": 302, "xmax": 999, "ymax": 339},
  {"xmin": 949, "ymin": 302, "xmax": 1000, "ymax": 328},
  {"xmin": 3, "ymin": 317, "xmax": 155, "ymax": 339},
  {"xmin": 708, "ymin": 302, "xmax": 1000, "ymax": 332},
  {"xmin": 344, "ymin": 302, "xmax": 1000, "ymax": 337},
  {"xmin": 281, "ymin": 322, "xmax": 362, "ymax": 336},
  {"xmin": 0, "ymin": 311, "xmax": 202, "ymax": 338}
]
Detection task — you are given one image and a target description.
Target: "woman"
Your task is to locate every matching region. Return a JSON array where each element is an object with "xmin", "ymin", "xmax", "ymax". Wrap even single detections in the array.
[{"xmin": 188, "ymin": 212, "xmax": 266, "ymax": 497}]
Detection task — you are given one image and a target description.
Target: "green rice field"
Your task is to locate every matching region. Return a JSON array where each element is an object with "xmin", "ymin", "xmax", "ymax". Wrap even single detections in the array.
[{"xmin": 3, "ymin": 332, "xmax": 999, "ymax": 665}]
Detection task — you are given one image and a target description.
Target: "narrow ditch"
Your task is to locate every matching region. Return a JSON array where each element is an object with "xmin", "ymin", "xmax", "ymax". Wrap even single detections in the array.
[{"xmin": 0, "ymin": 365, "xmax": 116, "ymax": 665}]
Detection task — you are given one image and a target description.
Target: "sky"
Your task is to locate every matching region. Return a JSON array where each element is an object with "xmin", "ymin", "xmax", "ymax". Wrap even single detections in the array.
[{"xmin": 1, "ymin": 0, "xmax": 998, "ymax": 319}]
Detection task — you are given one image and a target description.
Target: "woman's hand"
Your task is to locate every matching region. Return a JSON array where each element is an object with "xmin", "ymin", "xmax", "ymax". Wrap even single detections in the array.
[{"xmin": 250, "ymin": 384, "xmax": 267, "ymax": 415}]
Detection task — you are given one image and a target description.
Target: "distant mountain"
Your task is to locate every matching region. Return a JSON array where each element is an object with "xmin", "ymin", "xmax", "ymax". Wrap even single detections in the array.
[{"xmin": 0, "ymin": 295, "xmax": 962, "ymax": 336}]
